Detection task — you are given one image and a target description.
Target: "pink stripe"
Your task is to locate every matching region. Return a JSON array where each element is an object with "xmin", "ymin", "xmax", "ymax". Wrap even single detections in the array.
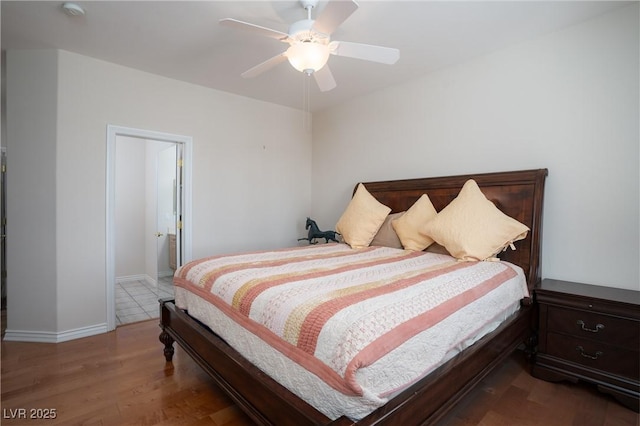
[
  {"xmin": 173, "ymin": 276, "xmax": 356, "ymax": 395},
  {"xmin": 176, "ymin": 243, "xmax": 343, "ymax": 280},
  {"xmin": 201, "ymin": 245, "xmax": 372, "ymax": 294},
  {"xmin": 237, "ymin": 250, "xmax": 422, "ymax": 316},
  {"xmin": 296, "ymin": 261, "xmax": 468, "ymax": 354},
  {"xmin": 342, "ymin": 265, "xmax": 518, "ymax": 394}
]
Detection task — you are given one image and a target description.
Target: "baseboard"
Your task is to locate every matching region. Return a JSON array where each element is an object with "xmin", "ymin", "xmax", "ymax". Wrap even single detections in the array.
[
  {"xmin": 3, "ymin": 323, "xmax": 108, "ymax": 343},
  {"xmin": 116, "ymin": 274, "xmax": 147, "ymax": 284},
  {"xmin": 117, "ymin": 273, "xmax": 171, "ymax": 286}
]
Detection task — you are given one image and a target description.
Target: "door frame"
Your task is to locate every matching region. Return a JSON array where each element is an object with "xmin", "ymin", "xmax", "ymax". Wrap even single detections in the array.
[
  {"xmin": 1, "ymin": 147, "xmax": 6, "ymax": 311},
  {"xmin": 106, "ymin": 125, "xmax": 192, "ymax": 331}
]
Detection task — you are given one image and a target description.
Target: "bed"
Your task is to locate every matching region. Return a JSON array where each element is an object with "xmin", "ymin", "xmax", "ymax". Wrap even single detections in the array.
[{"xmin": 159, "ymin": 168, "xmax": 547, "ymax": 425}]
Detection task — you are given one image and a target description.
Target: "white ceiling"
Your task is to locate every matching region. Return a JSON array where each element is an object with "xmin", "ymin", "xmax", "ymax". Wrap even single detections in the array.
[{"xmin": 1, "ymin": 1, "xmax": 631, "ymax": 112}]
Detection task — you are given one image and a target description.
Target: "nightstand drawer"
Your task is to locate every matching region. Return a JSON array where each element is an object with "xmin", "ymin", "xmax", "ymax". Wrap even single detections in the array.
[
  {"xmin": 547, "ymin": 306, "xmax": 640, "ymax": 350},
  {"xmin": 547, "ymin": 332, "xmax": 640, "ymax": 380}
]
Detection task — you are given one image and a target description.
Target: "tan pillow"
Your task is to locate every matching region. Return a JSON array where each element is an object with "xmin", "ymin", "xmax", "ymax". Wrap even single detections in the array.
[
  {"xmin": 370, "ymin": 212, "xmax": 405, "ymax": 249},
  {"xmin": 425, "ymin": 243, "xmax": 451, "ymax": 256},
  {"xmin": 422, "ymin": 179, "xmax": 529, "ymax": 261},
  {"xmin": 392, "ymin": 194, "xmax": 438, "ymax": 251},
  {"xmin": 336, "ymin": 183, "xmax": 391, "ymax": 248}
]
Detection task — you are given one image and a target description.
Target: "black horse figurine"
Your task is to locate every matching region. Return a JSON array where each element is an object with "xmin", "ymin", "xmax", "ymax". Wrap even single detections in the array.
[{"xmin": 298, "ymin": 217, "xmax": 340, "ymax": 244}]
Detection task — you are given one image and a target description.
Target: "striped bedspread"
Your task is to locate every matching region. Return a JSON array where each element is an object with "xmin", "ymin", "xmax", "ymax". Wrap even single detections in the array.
[{"xmin": 174, "ymin": 243, "xmax": 529, "ymax": 419}]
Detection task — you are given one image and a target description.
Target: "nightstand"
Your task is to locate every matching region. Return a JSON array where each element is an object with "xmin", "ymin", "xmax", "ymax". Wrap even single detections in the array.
[{"xmin": 532, "ymin": 278, "xmax": 640, "ymax": 412}]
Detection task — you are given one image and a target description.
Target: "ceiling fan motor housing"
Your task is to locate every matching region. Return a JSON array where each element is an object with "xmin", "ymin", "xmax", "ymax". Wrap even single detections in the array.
[
  {"xmin": 300, "ymin": 0, "xmax": 319, "ymax": 12},
  {"xmin": 289, "ymin": 19, "xmax": 329, "ymax": 43}
]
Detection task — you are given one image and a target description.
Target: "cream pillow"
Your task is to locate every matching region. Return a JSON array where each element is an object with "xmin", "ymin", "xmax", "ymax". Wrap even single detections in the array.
[
  {"xmin": 422, "ymin": 179, "xmax": 529, "ymax": 261},
  {"xmin": 391, "ymin": 194, "xmax": 437, "ymax": 251},
  {"xmin": 336, "ymin": 183, "xmax": 391, "ymax": 248},
  {"xmin": 370, "ymin": 212, "xmax": 405, "ymax": 249}
]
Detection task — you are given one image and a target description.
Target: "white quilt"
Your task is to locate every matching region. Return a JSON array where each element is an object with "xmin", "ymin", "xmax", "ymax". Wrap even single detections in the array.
[{"xmin": 174, "ymin": 244, "xmax": 528, "ymax": 420}]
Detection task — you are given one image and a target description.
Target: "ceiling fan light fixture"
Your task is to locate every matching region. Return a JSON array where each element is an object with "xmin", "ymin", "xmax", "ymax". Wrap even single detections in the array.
[{"xmin": 286, "ymin": 42, "xmax": 330, "ymax": 75}]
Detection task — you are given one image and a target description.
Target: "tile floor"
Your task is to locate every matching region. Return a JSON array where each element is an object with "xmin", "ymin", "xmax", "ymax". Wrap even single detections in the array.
[{"xmin": 115, "ymin": 277, "xmax": 174, "ymax": 326}]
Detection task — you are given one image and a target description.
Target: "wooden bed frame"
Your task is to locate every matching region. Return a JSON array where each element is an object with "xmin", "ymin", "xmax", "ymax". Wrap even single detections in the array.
[{"xmin": 159, "ymin": 168, "xmax": 548, "ymax": 425}]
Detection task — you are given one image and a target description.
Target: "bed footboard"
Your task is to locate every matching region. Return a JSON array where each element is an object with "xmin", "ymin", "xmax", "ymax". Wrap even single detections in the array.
[
  {"xmin": 158, "ymin": 298, "xmax": 339, "ymax": 426},
  {"xmin": 159, "ymin": 297, "xmax": 533, "ymax": 426}
]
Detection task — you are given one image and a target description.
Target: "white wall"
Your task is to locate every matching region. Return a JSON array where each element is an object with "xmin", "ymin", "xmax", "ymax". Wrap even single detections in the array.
[
  {"xmin": 312, "ymin": 5, "xmax": 639, "ymax": 290},
  {"xmin": 115, "ymin": 136, "xmax": 146, "ymax": 279},
  {"xmin": 5, "ymin": 50, "xmax": 59, "ymax": 334},
  {"xmin": 6, "ymin": 49, "xmax": 312, "ymax": 339},
  {"xmin": 1, "ymin": 51, "xmax": 6, "ymax": 149}
]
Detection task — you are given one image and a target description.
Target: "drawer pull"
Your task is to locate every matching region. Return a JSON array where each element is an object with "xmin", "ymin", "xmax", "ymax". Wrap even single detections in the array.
[
  {"xmin": 576, "ymin": 320, "xmax": 604, "ymax": 333},
  {"xmin": 576, "ymin": 346, "xmax": 603, "ymax": 360}
]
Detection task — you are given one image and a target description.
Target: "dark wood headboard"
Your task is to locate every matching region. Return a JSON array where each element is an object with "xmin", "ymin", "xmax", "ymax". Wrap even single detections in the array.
[{"xmin": 360, "ymin": 169, "xmax": 548, "ymax": 293}]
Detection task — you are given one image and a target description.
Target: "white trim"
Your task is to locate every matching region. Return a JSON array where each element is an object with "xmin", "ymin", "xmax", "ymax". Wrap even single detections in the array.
[
  {"xmin": 158, "ymin": 270, "xmax": 174, "ymax": 278},
  {"xmin": 145, "ymin": 274, "xmax": 157, "ymax": 288},
  {"xmin": 3, "ymin": 323, "xmax": 108, "ymax": 343},
  {"xmin": 106, "ymin": 125, "xmax": 192, "ymax": 332}
]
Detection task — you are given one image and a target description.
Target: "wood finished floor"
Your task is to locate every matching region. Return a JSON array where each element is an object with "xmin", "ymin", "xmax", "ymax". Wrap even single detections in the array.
[{"xmin": 1, "ymin": 319, "xmax": 638, "ymax": 426}]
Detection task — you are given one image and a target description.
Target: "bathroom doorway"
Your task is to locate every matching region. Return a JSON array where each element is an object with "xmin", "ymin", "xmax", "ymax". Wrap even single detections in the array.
[{"xmin": 106, "ymin": 126, "xmax": 192, "ymax": 331}]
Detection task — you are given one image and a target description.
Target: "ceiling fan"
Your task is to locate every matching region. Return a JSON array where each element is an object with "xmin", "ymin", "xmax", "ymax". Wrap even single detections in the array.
[{"xmin": 220, "ymin": 0, "xmax": 400, "ymax": 92}]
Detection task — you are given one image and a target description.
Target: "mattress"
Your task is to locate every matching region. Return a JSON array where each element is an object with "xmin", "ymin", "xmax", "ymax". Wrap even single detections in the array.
[{"xmin": 174, "ymin": 243, "xmax": 529, "ymax": 420}]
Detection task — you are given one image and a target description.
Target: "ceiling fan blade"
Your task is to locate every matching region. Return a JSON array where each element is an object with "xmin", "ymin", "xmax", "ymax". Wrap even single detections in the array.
[
  {"xmin": 329, "ymin": 41, "xmax": 399, "ymax": 64},
  {"xmin": 241, "ymin": 53, "xmax": 288, "ymax": 78},
  {"xmin": 220, "ymin": 18, "xmax": 290, "ymax": 42},
  {"xmin": 314, "ymin": 65, "xmax": 337, "ymax": 92},
  {"xmin": 312, "ymin": 0, "xmax": 358, "ymax": 36}
]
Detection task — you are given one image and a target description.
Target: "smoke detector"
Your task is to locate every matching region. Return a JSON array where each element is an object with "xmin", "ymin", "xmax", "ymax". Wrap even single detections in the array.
[{"xmin": 62, "ymin": 3, "xmax": 85, "ymax": 16}]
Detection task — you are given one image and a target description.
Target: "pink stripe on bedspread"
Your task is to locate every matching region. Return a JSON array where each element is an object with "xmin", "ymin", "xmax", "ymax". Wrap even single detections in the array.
[
  {"xmin": 174, "ymin": 274, "xmax": 355, "ymax": 394},
  {"xmin": 342, "ymin": 266, "xmax": 517, "ymax": 393},
  {"xmin": 295, "ymin": 261, "xmax": 470, "ymax": 354},
  {"xmin": 174, "ymin": 244, "xmax": 522, "ymax": 396},
  {"xmin": 236, "ymin": 250, "xmax": 426, "ymax": 318},
  {"xmin": 203, "ymin": 245, "xmax": 372, "ymax": 294}
]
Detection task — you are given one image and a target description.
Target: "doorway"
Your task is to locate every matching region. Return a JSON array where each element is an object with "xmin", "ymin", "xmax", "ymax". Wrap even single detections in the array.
[{"xmin": 106, "ymin": 126, "xmax": 192, "ymax": 331}]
